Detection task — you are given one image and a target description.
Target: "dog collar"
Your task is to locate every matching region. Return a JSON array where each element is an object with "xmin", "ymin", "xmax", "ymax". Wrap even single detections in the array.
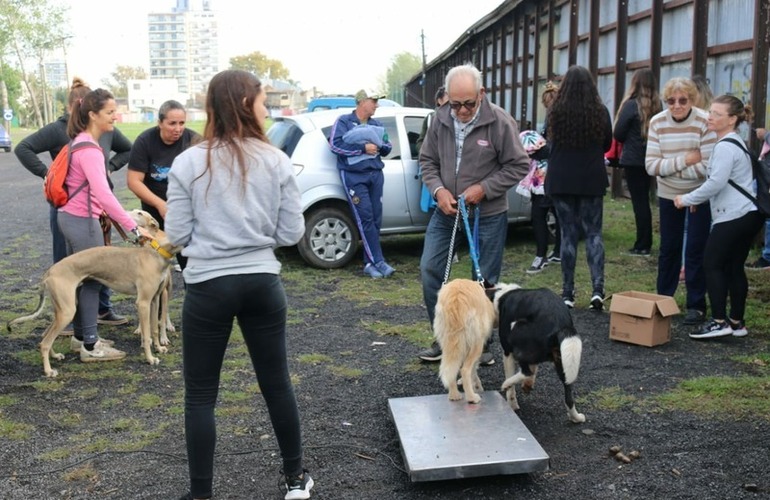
[{"xmin": 149, "ymin": 239, "xmax": 174, "ymax": 260}]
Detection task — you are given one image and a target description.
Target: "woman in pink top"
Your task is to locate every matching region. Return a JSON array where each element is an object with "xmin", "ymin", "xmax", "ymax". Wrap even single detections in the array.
[{"xmin": 58, "ymin": 88, "xmax": 148, "ymax": 363}]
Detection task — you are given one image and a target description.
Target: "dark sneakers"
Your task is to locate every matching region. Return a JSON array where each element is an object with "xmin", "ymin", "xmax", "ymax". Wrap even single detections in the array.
[
  {"xmin": 589, "ymin": 293, "xmax": 604, "ymax": 311},
  {"xmin": 418, "ymin": 342, "xmax": 442, "ymax": 362},
  {"xmin": 745, "ymin": 257, "xmax": 770, "ymax": 270},
  {"xmin": 479, "ymin": 350, "xmax": 495, "ymax": 366},
  {"xmin": 626, "ymin": 248, "xmax": 651, "ymax": 257},
  {"xmin": 689, "ymin": 319, "xmax": 733, "ymax": 340},
  {"xmin": 97, "ymin": 310, "xmax": 128, "ymax": 325},
  {"xmin": 729, "ymin": 319, "xmax": 748, "ymax": 337},
  {"xmin": 683, "ymin": 309, "xmax": 705, "ymax": 325},
  {"xmin": 285, "ymin": 470, "xmax": 314, "ymax": 500},
  {"xmin": 562, "ymin": 293, "xmax": 575, "ymax": 309}
]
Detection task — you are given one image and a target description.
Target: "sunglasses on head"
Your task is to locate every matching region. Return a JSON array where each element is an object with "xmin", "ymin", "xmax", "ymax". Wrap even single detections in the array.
[
  {"xmin": 666, "ymin": 97, "xmax": 689, "ymax": 106},
  {"xmin": 449, "ymin": 100, "xmax": 478, "ymax": 111}
]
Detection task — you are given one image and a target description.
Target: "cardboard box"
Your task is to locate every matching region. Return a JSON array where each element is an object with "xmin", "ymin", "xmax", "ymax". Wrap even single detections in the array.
[{"xmin": 609, "ymin": 291, "xmax": 680, "ymax": 347}]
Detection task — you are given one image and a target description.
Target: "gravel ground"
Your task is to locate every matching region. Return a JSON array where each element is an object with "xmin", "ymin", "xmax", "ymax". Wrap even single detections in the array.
[{"xmin": 1, "ymin": 155, "xmax": 769, "ymax": 499}]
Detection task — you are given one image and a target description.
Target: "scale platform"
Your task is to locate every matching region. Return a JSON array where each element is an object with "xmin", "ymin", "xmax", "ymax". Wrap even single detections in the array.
[{"xmin": 387, "ymin": 391, "xmax": 550, "ymax": 482}]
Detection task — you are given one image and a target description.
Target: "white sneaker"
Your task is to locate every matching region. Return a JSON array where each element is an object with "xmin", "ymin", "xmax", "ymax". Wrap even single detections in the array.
[
  {"xmin": 70, "ymin": 336, "xmax": 115, "ymax": 353},
  {"xmin": 526, "ymin": 256, "xmax": 547, "ymax": 274},
  {"xmin": 80, "ymin": 343, "xmax": 126, "ymax": 362}
]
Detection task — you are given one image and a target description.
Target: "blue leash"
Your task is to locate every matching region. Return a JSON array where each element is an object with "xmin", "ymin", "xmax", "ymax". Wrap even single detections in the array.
[{"xmin": 458, "ymin": 195, "xmax": 484, "ymax": 284}]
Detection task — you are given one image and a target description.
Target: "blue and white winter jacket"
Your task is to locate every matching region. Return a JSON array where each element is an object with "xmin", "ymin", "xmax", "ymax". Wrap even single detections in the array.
[{"xmin": 329, "ymin": 111, "xmax": 393, "ymax": 172}]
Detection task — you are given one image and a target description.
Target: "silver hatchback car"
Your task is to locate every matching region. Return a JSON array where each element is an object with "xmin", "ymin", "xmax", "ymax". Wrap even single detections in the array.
[{"xmin": 267, "ymin": 107, "xmax": 533, "ymax": 269}]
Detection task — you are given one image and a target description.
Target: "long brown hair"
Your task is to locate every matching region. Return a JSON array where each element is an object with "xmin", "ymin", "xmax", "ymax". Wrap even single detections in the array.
[
  {"xmin": 198, "ymin": 70, "xmax": 267, "ymax": 195},
  {"xmin": 615, "ymin": 68, "xmax": 662, "ymax": 140}
]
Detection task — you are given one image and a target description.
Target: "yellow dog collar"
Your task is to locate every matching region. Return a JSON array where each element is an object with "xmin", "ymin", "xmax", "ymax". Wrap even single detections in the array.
[{"xmin": 149, "ymin": 239, "xmax": 174, "ymax": 260}]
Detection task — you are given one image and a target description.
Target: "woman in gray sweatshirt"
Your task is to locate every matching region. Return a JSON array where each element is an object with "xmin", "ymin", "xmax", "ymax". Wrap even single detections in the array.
[
  {"xmin": 675, "ymin": 95, "xmax": 763, "ymax": 340},
  {"xmin": 165, "ymin": 70, "xmax": 314, "ymax": 500}
]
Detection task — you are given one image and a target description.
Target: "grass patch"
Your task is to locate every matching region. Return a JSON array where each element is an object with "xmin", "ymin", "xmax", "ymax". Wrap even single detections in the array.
[
  {"xmin": 655, "ymin": 376, "xmax": 770, "ymax": 420},
  {"xmin": 135, "ymin": 393, "xmax": 163, "ymax": 410},
  {"xmin": 297, "ymin": 353, "xmax": 333, "ymax": 365},
  {"xmin": 62, "ymin": 462, "xmax": 99, "ymax": 482},
  {"xmin": 584, "ymin": 386, "xmax": 638, "ymax": 411},
  {"xmin": 216, "ymin": 405, "xmax": 252, "ymax": 417},
  {"xmin": 48, "ymin": 412, "xmax": 82, "ymax": 428},
  {"xmin": 328, "ymin": 365, "xmax": 365, "ymax": 379},
  {"xmin": 0, "ymin": 417, "xmax": 34, "ymax": 440},
  {"xmin": 0, "ymin": 395, "xmax": 18, "ymax": 407},
  {"xmin": 365, "ymin": 320, "xmax": 430, "ymax": 346}
]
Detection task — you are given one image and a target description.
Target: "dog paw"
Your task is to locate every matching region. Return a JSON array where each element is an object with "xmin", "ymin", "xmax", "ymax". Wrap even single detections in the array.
[
  {"xmin": 467, "ymin": 394, "xmax": 481, "ymax": 404},
  {"xmin": 155, "ymin": 345, "xmax": 168, "ymax": 354},
  {"xmin": 133, "ymin": 326, "xmax": 141, "ymax": 335},
  {"xmin": 45, "ymin": 369, "xmax": 59, "ymax": 378},
  {"xmin": 160, "ymin": 336, "xmax": 170, "ymax": 346},
  {"xmin": 52, "ymin": 353, "xmax": 65, "ymax": 361},
  {"xmin": 501, "ymin": 381, "xmax": 512, "ymax": 391},
  {"xmin": 448, "ymin": 391, "xmax": 463, "ymax": 401},
  {"xmin": 568, "ymin": 410, "xmax": 586, "ymax": 423},
  {"xmin": 165, "ymin": 324, "xmax": 176, "ymax": 333},
  {"xmin": 147, "ymin": 356, "xmax": 160, "ymax": 366}
]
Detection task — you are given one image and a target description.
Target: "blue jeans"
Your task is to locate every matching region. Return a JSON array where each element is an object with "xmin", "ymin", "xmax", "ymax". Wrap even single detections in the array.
[
  {"xmin": 657, "ymin": 198, "xmax": 710, "ymax": 312},
  {"xmin": 763, "ymin": 218, "xmax": 770, "ymax": 262},
  {"xmin": 551, "ymin": 195, "xmax": 605, "ymax": 296},
  {"xmin": 51, "ymin": 205, "xmax": 114, "ymax": 314},
  {"xmin": 182, "ymin": 273, "xmax": 304, "ymax": 498},
  {"xmin": 420, "ymin": 210, "xmax": 507, "ymax": 325}
]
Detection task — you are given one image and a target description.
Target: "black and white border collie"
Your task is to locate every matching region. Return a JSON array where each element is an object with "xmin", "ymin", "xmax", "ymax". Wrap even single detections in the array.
[{"xmin": 493, "ymin": 283, "xmax": 586, "ymax": 423}]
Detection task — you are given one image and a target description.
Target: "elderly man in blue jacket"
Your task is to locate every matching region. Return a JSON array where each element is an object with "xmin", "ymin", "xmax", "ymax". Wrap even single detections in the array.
[{"xmin": 329, "ymin": 90, "xmax": 395, "ymax": 278}]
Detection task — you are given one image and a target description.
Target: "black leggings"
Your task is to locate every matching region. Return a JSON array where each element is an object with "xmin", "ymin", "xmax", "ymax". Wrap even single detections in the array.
[
  {"xmin": 703, "ymin": 211, "xmax": 764, "ymax": 321},
  {"xmin": 182, "ymin": 273, "xmax": 304, "ymax": 498},
  {"xmin": 531, "ymin": 194, "xmax": 560, "ymax": 257}
]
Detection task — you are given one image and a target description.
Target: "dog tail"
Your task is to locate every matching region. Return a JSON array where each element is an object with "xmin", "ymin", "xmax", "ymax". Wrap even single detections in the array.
[
  {"xmin": 6, "ymin": 284, "xmax": 47, "ymax": 332},
  {"xmin": 560, "ymin": 335, "xmax": 582, "ymax": 385}
]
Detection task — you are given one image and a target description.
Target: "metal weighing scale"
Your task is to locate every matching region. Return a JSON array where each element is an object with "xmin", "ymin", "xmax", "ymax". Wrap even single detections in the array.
[{"xmin": 387, "ymin": 391, "xmax": 550, "ymax": 482}]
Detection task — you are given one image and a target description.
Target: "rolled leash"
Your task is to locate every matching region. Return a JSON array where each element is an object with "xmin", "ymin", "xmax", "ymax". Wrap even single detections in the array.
[{"xmin": 458, "ymin": 195, "xmax": 484, "ymax": 284}]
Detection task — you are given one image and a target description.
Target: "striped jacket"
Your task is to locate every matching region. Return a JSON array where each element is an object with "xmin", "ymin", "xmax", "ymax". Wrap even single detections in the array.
[{"xmin": 645, "ymin": 107, "xmax": 717, "ymax": 200}]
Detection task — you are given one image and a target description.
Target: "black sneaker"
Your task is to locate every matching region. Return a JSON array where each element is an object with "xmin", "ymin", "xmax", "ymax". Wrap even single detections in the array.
[
  {"xmin": 745, "ymin": 257, "xmax": 770, "ymax": 270},
  {"xmin": 479, "ymin": 350, "xmax": 495, "ymax": 366},
  {"xmin": 547, "ymin": 251, "xmax": 561, "ymax": 263},
  {"xmin": 562, "ymin": 293, "xmax": 575, "ymax": 309},
  {"xmin": 683, "ymin": 309, "xmax": 705, "ymax": 325},
  {"xmin": 626, "ymin": 248, "xmax": 651, "ymax": 257},
  {"xmin": 285, "ymin": 470, "xmax": 314, "ymax": 500},
  {"xmin": 689, "ymin": 319, "xmax": 733, "ymax": 340},
  {"xmin": 589, "ymin": 293, "xmax": 604, "ymax": 311},
  {"xmin": 418, "ymin": 342, "xmax": 442, "ymax": 362},
  {"xmin": 526, "ymin": 256, "xmax": 547, "ymax": 274},
  {"xmin": 97, "ymin": 310, "xmax": 128, "ymax": 326}
]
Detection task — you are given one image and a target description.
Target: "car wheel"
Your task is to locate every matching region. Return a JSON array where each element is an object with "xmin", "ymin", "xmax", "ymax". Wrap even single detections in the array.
[
  {"xmin": 3, "ymin": 147, "xmax": 9, "ymax": 153},
  {"xmin": 297, "ymin": 206, "xmax": 359, "ymax": 269}
]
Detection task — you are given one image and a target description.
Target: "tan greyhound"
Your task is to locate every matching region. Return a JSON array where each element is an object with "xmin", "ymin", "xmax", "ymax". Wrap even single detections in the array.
[{"xmin": 6, "ymin": 210, "xmax": 183, "ymax": 377}]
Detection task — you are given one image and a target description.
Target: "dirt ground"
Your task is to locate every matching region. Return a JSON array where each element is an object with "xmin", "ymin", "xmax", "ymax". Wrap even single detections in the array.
[{"xmin": 1, "ymin": 158, "xmax": 769, "ymax": 499}]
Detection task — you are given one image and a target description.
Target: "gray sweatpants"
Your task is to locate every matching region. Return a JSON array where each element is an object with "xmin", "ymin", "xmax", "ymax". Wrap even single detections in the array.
[{"xmin": 57, "ymin": 211, "xmax": 103, "ymax": 345}]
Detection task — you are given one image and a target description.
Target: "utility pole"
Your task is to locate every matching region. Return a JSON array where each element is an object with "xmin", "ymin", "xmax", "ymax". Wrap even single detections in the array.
[{"xmin": 421, "ymin": 29, "xmax": 427, "ymax": 107}]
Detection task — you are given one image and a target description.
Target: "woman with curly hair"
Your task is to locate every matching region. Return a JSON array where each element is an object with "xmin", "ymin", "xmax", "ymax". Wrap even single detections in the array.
[
  {"xmin": 545, "ymin": 65, "xmax": 612, "ymax": 310},
  {"xmin": 613, "ymin": 68, "xmax": 663, "ymax": 256}
]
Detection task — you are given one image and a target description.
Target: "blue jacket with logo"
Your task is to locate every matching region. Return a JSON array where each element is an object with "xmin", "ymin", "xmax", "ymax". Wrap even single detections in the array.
[{"xmin": 329, "ymin": 111, "xmax": 392, "ymax": 172}]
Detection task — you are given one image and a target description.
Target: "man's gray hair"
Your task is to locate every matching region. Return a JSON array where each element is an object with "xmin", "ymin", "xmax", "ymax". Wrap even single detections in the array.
[{"xmin": 445, "ymin": 64, "xmax": 482, "ymax": 94}]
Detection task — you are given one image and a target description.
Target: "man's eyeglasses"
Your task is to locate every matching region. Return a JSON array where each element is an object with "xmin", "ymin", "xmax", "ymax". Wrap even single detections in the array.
[
  {"xmin": 449, "ymin": 100, "xmax": 478, "ymax": 111},
  {"xmin": 666, "ymin": 97, "xmax": 689, "ymax": 106}
]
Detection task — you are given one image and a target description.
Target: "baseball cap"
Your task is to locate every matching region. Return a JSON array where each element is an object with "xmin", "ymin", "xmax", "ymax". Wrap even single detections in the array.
[{"xmin": 355, "ymin": 89, "xmax": 387, "ymax": 103}]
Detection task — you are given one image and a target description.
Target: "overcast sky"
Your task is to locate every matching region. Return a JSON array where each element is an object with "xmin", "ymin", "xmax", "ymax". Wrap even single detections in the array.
[{"xmin": 56, "ymin": 0, "xmax": 503, "ymax": 94}]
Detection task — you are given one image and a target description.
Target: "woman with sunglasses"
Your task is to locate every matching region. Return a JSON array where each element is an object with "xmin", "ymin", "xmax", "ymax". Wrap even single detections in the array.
[
  {"xmin": 646, "ymin": 77, "xmax": 717, "ymax": 326},
  {"xmin": 674, "ymin": 96, "xmax": 763, "ymax": 339}
]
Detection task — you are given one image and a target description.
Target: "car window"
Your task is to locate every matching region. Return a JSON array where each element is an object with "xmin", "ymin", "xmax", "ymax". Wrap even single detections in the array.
[
  {"xmin": 266, "ymin": 120, "xmax": 304, "ymax": 157},
  {"xmin": 403, "ymin": 116, "xmax": 424, "ymax": 160}
]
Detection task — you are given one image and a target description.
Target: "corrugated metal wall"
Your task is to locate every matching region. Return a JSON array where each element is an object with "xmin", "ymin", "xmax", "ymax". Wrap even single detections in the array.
[{"xmin": 405, "ymin": 0, "xmax": 770, "ymax": 143}]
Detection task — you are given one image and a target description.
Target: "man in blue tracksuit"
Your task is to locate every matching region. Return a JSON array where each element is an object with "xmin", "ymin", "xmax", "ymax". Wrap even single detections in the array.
[{"xmin": 329, "ymin": 90, "xmax": 396, "ymax": 278}]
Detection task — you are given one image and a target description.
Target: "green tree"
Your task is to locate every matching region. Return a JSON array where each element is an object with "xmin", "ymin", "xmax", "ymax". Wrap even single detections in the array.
[
  {"xmin": 0, "ymin": 0, "xmax": 68, "ymax": 127},
  {"xmin": 382, "ymin": 52, "xmax": 422, "ymax": 105},
  {"xmin": 229, "ymin": 51, "xmax": 290, "ymax": 81},
  {"xmin": 101, "ymin": 65, "xmax": 148, "ymax": 98}
]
